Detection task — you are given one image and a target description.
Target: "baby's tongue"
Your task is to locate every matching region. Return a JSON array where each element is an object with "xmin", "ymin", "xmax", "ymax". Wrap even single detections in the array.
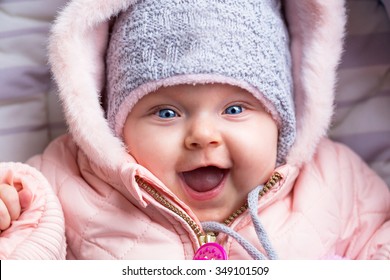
[{"xmin": 182, "ymin": 166, "xmax": 225, "ymax": 192}]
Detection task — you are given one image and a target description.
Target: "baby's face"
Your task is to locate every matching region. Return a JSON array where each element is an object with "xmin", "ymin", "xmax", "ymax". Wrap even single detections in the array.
[{"xmin": 123, "ymin": 83, "xmax": 278, "ymax": 222}]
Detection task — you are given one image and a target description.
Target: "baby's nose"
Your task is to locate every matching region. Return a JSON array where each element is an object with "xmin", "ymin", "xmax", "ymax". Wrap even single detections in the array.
[{"xmin": 184, "ymin": 117, "xmax": 222, "ymax": 150}]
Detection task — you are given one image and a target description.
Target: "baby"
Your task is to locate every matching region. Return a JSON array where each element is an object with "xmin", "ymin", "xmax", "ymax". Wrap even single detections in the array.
[
  {"xmin": 1, "ymin": 0, "xmax": 389, "ymax": 260},
  {"xmin": 122, "ymin": 83, "xmax": 279, "ymax": 223}
]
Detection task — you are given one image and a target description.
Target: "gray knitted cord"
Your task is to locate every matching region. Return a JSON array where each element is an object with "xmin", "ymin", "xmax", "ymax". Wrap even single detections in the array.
[
  {"xmin": 106, "ymin": 0, "xmax": 296, "ymax": 164},
  {"xmin": 202, "ymin": 185, "xmax": 278, "ymax": 260}
]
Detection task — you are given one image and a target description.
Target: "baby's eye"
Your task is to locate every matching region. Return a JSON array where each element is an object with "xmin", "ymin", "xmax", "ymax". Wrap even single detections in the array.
[
  {"xmin": 224, "ymin": 105, "xmax": 244, "ymax": 115},
  {"xmin": 157, "ymin": 108, "xmax": 178, "ymax": 118}
]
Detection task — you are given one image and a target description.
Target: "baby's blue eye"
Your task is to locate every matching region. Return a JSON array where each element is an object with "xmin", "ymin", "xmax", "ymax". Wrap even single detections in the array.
[
  {"xmin": 157, "ymin": 108, "xmax": 177, "ymax": 118},
  {"xmin": 225, "ymin": 105, "xmax": 243, "ymax": 115}
]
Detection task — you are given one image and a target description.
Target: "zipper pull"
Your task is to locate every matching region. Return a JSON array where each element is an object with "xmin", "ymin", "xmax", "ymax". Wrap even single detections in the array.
[
  {"xmin": 194, "ymin": 232, "xmax": 228, "ymax": 260},
  {"xmin": 198, "ymin": 232, "xmax": 217, "ymax": 245}
]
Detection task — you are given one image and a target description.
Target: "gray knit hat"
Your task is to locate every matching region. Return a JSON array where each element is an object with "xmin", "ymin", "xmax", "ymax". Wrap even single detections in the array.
[{"xmin": 106, "ymin": 0, "xmax": 295, "ymax": 164}]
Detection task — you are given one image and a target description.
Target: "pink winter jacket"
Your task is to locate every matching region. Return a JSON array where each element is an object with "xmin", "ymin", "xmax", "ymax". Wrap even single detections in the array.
[{"xmin": 1, "ymin": 0, "xmax": 390, "ymax": 259}]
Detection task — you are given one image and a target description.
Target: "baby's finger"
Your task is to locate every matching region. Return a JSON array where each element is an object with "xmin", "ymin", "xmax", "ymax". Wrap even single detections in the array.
[
  {"xmin": 0, "ymin": 198, "xmax": 12, "ymax": 231},
  {"xmin": 18, "ymin": 187, "xmax": 33, "ymax": 210},
  {"xmin": 0, "ymin": 184, "xmax": 21, "ymax": 221}
]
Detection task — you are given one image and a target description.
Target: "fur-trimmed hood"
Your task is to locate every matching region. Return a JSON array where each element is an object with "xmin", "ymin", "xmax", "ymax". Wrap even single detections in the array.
[{"xmin": 48, "ymin": 0, "xmax": 346, "ymax": 172}]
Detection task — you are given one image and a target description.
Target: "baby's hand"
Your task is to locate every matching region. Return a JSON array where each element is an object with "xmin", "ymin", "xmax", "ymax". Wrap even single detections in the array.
[{"xmin": 0, "ymin": 183, "xmax": 32, "ymax": 231}]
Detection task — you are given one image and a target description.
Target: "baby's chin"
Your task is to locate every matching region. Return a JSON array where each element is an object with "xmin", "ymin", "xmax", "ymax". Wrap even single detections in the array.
[
  {"xmin": 187, "ymin": 199, "xmax": 246, "ymax": 223},
  {"xmin": 193, "ymin": 210, "xmax": 227, "ymax": 223}
]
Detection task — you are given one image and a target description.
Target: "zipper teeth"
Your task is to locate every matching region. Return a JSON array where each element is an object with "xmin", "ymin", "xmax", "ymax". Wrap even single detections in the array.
[
  {"xmin": 223, "ymin": 172, "xmax": 282, "ymax": 226},
  {"xmin": 135, "ymin": 172, "xmax": 282, "ymax": 238},
  {"xmin": 135, "ymin": 176, "xmax": 203, "ymax": 237}
]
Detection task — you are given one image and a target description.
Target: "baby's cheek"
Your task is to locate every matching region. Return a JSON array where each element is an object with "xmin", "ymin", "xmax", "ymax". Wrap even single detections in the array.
[{"xmin": 239, "ymin": 142, "xmax": 277, "ymax": 184}]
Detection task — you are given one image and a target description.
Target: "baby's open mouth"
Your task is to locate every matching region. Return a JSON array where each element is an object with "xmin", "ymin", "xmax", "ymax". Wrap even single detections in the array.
[{"xmin": 181, "ymin": 166, "xmax": 228, "ymax": 193}]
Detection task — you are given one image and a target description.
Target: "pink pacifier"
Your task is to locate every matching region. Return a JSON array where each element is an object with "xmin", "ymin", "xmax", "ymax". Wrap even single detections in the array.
[{"xmin": 193, "ymin": 243, "xmax": 228, "ymax": 260}]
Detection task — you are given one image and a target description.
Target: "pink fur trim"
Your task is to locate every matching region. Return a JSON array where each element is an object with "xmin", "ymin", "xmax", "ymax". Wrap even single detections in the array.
[
  {"xmin": 284, "ymin": 0, "xmax": 346, "ymax": 167},
  {"xmin": 48, "ymin": 0, "xmax": 139, "ymax": 171},
  {"xmin": 114, "ymin": 74, "xmax": 282, "ymax": 137}
]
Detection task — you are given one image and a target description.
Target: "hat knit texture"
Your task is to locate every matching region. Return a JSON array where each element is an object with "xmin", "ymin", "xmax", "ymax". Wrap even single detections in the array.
[{"xmin": 106, "ymin": 0, "xmax": 295, "ymax": 164}]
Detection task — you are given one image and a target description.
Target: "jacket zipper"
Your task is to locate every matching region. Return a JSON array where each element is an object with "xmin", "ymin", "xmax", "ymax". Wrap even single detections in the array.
[{"xmin": 135, "ymin": 172, "xmax": 282, "ymax": 245}]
